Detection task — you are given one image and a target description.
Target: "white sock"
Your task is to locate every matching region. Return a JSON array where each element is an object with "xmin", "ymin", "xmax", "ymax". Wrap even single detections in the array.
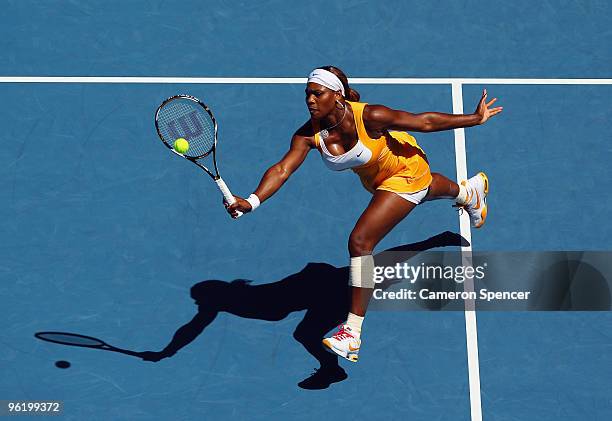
[
  {"xmin": 456, "ymin": 182, "xmax": 470, "ymax": 205},
  {"xmin": 346, "ymin": 312, "xmax": 364, "ymax": 338}
]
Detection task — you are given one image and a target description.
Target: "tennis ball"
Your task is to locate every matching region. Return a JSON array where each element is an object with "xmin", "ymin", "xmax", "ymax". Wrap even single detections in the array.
[{"xmin": 174, "ymin": 138, "xmax": 189, "ymax": 153}]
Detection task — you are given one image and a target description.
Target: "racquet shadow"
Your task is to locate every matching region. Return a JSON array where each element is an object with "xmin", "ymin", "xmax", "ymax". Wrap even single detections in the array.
[{"xmin": 138, "ymin": 230, "xmax": 468, "ymax": 389}]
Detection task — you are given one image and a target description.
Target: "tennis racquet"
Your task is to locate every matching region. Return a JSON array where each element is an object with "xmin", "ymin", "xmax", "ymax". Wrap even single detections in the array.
[
  {"xmin": 35, "ymin": 331, "xmax": 141, "ymax": 357},
  {"xmin": 154, "ymin": 94, "xmax": 242, "ymax": 218}
]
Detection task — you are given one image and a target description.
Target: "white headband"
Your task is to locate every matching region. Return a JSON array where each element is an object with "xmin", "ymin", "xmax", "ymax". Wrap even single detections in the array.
[{"xmin": 307, "ymin": 69, "xmax": 345, "ymax": 97}]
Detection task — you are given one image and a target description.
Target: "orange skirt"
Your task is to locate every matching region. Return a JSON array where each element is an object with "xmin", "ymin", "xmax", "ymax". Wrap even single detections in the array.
[{"xmin": 353, "ymin": 131, "xmax": 432, "ymax": 194}]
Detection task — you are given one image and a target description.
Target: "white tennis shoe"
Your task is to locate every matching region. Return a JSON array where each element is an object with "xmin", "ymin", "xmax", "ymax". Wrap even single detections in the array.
[
  {"xmin": 322, "ymin": 324, "xmax": 361, "ymax": 362},
  {"xmin": 457, "ymin": 172, "xmax": 489, "ymax": 228}
]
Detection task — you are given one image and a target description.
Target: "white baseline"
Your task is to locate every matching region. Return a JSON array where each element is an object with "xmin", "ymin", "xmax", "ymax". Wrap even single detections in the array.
[{"xmin": 0, "ymin": 76, "xmax": 611, "ymax": 85}]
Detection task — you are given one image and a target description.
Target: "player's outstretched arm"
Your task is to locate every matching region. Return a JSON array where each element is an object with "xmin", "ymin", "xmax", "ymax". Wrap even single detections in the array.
[
  {"xmin": 226, "ymin": 131, "xmax": 313, "ymax": 217},
  {"xmin": 140, "ymin": 310, "xmax": 217, "ymax": 362},
  {"xmin": 364, "ymin": 89, "xmax": 503, "ymax": 133}
]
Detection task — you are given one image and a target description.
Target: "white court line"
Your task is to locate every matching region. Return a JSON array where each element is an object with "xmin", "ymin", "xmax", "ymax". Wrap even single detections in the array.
[
  {"xmin": 0, "ymin": 76, "xmax": 611, "ymax": 84},
  {"xmin": 452, "ymin": 82, "xmax": 483, "ymax": 421}
]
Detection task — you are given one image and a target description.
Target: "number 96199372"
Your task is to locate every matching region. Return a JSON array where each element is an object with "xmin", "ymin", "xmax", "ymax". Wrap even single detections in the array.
[{"xmin": 2, "ymin": 401, "xmax": 62, "ymax": 415}]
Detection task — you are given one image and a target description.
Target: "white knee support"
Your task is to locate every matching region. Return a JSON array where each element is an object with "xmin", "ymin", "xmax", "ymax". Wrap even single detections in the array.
[{"xmin": 349, "ymin": 255, "xmax": 375, "ymax": 288}]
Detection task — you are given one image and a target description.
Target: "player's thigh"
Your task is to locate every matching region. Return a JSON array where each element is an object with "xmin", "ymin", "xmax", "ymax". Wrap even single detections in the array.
[{"xmin": 349, "ymin": 190, "xmax": 416, "ymax": 253}]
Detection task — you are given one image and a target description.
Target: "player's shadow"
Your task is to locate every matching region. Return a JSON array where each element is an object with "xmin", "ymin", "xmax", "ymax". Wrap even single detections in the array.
[{"xmin": 139, "ymin": 231, "xmax": 468, "ymax": 389}]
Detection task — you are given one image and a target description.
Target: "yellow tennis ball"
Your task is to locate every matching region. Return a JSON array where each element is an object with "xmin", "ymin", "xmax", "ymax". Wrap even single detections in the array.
[{"xmin": 173, "ymin": 138, "xmax": 189, "ymax": 153}]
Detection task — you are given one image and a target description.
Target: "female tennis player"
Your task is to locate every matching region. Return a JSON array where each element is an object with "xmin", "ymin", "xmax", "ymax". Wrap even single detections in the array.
[{"xmin": 226, "ymin": 66, "xmax": 502, "ymax": 362}]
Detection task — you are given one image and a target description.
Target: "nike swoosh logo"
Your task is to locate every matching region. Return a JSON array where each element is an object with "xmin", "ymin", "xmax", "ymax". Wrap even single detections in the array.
[
  {"xmin": 356, "ymin": 151, "xmax": 363, "ymax": 157},
  {"xmin": 348, "ymin": 344, "xmax": 360, "ymax": 351}
]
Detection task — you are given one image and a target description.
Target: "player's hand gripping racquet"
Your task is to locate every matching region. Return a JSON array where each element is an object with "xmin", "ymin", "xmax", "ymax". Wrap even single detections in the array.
[{"xmin": 155, "ymin": 94, "xmax": 242, "ymax": 218}]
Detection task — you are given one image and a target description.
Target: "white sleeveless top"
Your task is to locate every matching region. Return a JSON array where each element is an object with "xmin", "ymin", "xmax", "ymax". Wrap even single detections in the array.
[{"xmin": 318, "ymin": 137, "xmax": 373, "ymax": 171}]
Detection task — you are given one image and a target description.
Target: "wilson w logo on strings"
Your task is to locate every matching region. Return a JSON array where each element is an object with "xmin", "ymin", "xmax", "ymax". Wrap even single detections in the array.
[{"xmin": 167, "ymin": 111, "xmax": 204, "ymax": 140}]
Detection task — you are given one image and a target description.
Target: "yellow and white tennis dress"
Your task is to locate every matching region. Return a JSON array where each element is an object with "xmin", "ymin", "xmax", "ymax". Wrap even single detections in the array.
[{"xmin": 314, "ymin": 101, "xmax": 433, "ymax": 203}]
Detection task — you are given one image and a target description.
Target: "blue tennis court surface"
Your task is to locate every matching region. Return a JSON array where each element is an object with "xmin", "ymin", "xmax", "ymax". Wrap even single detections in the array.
[{"xmin": 1, "ymin": 2, "xmax": 611, "ymax": 420}]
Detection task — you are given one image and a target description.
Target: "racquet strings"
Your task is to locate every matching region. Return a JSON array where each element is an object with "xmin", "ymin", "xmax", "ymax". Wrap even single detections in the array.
[
  {"xmin": 157, "ymin": 98, "xmax": 216, "ymax": 158},
  {"xmin": 35, "ymin": 332, "xmax": 105, "ymax": 347}
]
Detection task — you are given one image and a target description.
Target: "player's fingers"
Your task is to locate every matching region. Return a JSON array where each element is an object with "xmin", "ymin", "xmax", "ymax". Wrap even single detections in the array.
[
  {"xmin": 230, "ymin": 205, "xmax": 243, "ymax": 218},
  {"xmin": 478, "ymin": 94, "xmax": 487, "ymax": 109},
  {"xmin": 225, "ymin": 204, "xmax": 237, "ymax": 216},
  {"xmin": 227, "ymin": 202, "xmax": 247, "ymax": 213},
  {"xmin": 486, "ymin": 98, "xmax": 497, "ymax": 107}
]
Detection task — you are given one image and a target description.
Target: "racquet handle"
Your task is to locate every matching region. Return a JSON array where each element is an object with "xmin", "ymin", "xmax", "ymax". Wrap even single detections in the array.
[{"xmin": 215, "ymin": 178, "xmax": 243, "ymax": 218}]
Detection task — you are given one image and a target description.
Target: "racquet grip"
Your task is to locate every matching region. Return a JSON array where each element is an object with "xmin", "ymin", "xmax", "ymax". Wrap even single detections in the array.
[{"xmin": 215, "ymin": 178, "xmax": 243, "ymax": 218}]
